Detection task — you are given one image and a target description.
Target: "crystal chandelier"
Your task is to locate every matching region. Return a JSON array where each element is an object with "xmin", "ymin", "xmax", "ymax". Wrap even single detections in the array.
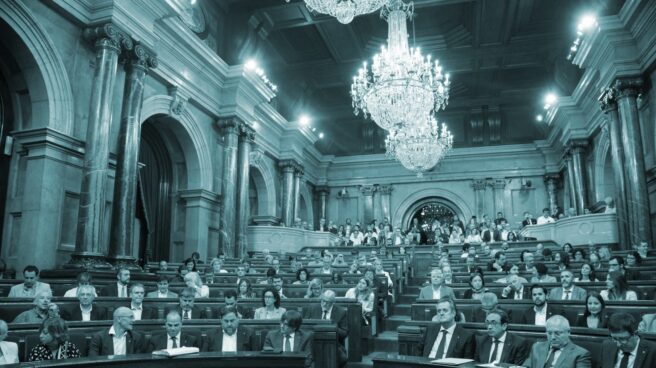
[
  {"xmin": 385, "ymin": 115, "xmax": 453, "ymax": 177},
  {"xmin": 288, "ymin": 0, "xmax": 389, "ymax": 24},
  {"xmin": 351, "ymin": 0, "xmax": 450, "ymax": 131}
]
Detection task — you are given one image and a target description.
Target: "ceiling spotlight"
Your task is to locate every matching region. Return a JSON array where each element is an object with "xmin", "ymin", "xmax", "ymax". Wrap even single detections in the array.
[
  {"xmin": 319, "ymin": 132, "xmax": 325, "ymax": 139},
  {"xmin": 536, "ymin": 114, "xmax": 543, "ymax": 122},
  {"xmin": 577, "ymin": 14, "xmax": 597, "ymax": 33},
  {"xmin": 244, "ymin": 59, "xmax": 257, "ymax": 70},
  {"xmin": 544, "ymin": 93, "xmax": 558, "ymax": 109},
  {"xmin": 190, "ymin": 0, "xmax": 197, "ymax": 4},
  {"xmin": 299, "ymin": 115, "xmax": 310, "ymax": 126}
]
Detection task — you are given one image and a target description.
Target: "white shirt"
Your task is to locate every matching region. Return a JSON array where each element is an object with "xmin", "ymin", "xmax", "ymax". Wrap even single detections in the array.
[
  {"xmin": 614, "ymin": 338, "xmax": 639, "ymax": 368},
  {"xmin": 488, "ymin": 332, "xmax": 506, "ymax": 364},
  {"xmin": 535, "ymin": 305, "xmax": 547, "ymax": 326},
  {"xmin": 514, "ymin": 287, "xmax": 524, "ymax": 300},
  {"xmin": 157, "ymin": 292, "xmax": 169, "ymax": 298},
  {"xmin": 432, "ymin": 287, "xmax": 442, "ymax": 299},
  {"xmin": 167, "ymin": 333, "xmax": 181, "ymax": 349},
  {"xmin": 350, "ymin": 232, "xmax": 364, "ymax": 245},
  {"xmin": 109, "ymin": 326, "xmax": 127, "ymax": 355},
  {"xmin": 117, "ymin": 283, "xmax": 128, "ymax": 298},
  {"xmin": 80, "ymin": 305, "xmax": 92, "ymax": 321},
  {"xmin": 131, "ymin": 304, "xmax": 143, "ymax": 320},
  {"xmin": 283, "ymin": 332, "xmax": 296, "ymax": 352},
  {"xmin": 321, "ymin": 307, "xmax": 333, "ymax": 320},
  {"xmin": 536, "ymin": 216, "xmax": 555, "ymax": 225},
  {"xmin": 222, "ymin": 331, "xmax": 238, "ymax": 352},
  {"xmin": 429, "ymin": 323, "xmax": 456, "ymax": 359}
]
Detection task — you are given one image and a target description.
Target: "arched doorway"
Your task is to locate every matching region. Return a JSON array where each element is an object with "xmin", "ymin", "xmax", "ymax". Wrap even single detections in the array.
[{"xmin": 400, "ymin": 196, "xmax": 464, "ymax": 231}]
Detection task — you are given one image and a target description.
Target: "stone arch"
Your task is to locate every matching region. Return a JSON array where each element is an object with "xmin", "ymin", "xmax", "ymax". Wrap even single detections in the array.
[
  {"xmin": 249, "ymin": 152, "xmax": 276, "ymax": 217},
  {"xmin": 140, "ymin": 95, "xmax": 213, "ymax": 190},
  {"xmin": 393, "ymin": 187, "xmax": 473, "ymax": 229},
  {"xmin": 0, "ymin": 0, "xmax": 74, "ymax": 134}
]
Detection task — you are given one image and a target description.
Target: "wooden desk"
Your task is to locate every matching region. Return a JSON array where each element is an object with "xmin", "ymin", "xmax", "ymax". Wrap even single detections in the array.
[
  {"xmin": 7, "ymin": 352, "xmax": 306, "ymax": 367},
  {"xmin": 372, "ymin": 353, "xmax": 477, "ymax": 368}
]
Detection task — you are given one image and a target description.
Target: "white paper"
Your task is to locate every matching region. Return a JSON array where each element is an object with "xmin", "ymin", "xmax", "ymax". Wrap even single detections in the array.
[
  {"xmin": 430, "ymin": 357, "xmax": 475, "ymax": 365},
  {"xmin": 152, "ymin": 347, "xmax": 200, "ymax": 357}
]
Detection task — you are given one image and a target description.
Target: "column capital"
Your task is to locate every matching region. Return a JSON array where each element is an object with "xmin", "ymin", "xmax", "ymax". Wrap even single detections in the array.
[
  {"xmin": 566, "ymin": 138, "xmax": 589, "ymax": 155},
  {"xmin": 217, "ymin": 116, "xmax": 244, "ymax": 135},
  {"xmin": 83, "ymin": 23, "xmax": 132, "ymax": 53},
  {"xmin": 471, "ymin": 179, "xmax": 487, "ymax": 191},
  {"xmin": 488, "ymin": 178, "xmax": 506, "ymax": 189},
  {"xmin": 315, "ymin": 186, "xmax": 330, "ymax": 195},
  {"xmin": 614, "ymin": 77, "xmax": 643, "ymax": 99},
  {"xmin": 378, "ymin": 184, "xmax": 393, "ymax": 195},
  {"xmin": 599, "ymin": 87, "xmax": 618, "ymax": 113},
  {"xmin": 359, "ymin": 185, "xmax": 376, "ymax": 196},
  {"xmin": 125, "ymin": 43, "xmax": 158, "ymax": 71},
  {"xmin": 279, "ymin": 159, "xmax": 303, "ymax": 174},
  {"xmin": 544, "ymin": 173, "xmax": 560, "ymax": 184},
  {"xmin": 239, "ymin": 123, "xmax": 256, "ymax": 143}
]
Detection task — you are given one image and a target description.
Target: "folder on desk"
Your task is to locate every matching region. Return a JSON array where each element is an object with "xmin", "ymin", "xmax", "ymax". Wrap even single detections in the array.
[
  {"xmin": 430, "ymin": 358, "xmax": 475, "ymax": 366},
  {"xmin": 152, "ymin": 347, "xmax": 200, "ymax": 357}
]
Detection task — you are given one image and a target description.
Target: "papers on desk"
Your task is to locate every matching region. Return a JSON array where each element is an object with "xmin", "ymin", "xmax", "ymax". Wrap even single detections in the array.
[
  {"xmin": 152, "ymin": 347, "xmax": 200, "ymax": 357},
  {"xmin": 430, "ymin": 358, "xmax": 475, "ymax": 366}
]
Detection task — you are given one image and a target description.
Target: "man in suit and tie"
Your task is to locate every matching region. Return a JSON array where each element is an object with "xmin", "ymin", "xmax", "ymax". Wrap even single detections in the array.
[
  {"xmin": 548, "ymin": 270, "xmax": 587, "ymax": 301},
  {"xmin": 218, "ymin": 290, "xmax": 253, "ymax": 319},
  {"xmin": 421, "ymin": 298, "xmax": 476, "ymax": 359},
  {"xmin": 264, "ymin": 310, "xmax": 314, "ymax": 368},
  {"xmin": 303, "ymin": 290, "xmax": 348, "ymax": 367},
  {"xmin": 101, "ymin": 267, "xmax": 130, "ymax": 297},
  {"xmin": 204, "ymin": 306, "xmax": 254, "ymax": 352},
  {"xmin": 500, "ymin": 274, "xmax": 530, "ymax": 300},
  {"xmin": 146, "ymin": 276, "xmax": 178, "ymax": 298},
  {"xmin": 148, "ymin": 311, "xmax": 199, "ymax": 351},
  {"xmin": 127, "ymin": 284, "xmax": 157, "ymax": 320},
  {"xmin": 61, "ymin": 284, "xmax": 107, "ymax": 321},
  {"xmin": 523, "ymin": 315, "xmax": 591, "ymax": 367},
  {"xmin": 601, "ymin": 312, "xmax": 656, "ymax": 368},
  {"xmin": 418, "ymin": 269, "xmax": 456, "ymax": 300},
  {"xmin": 165, "ymin": 287, "xmax": 209, "ymax": 320},
  {"xmin": 520, "ymin": 285, "xmax": 561, "ymax": 326},
  {"xmin": 88, "ymin": 307, "xmax": 146, "ymax": 356},
  {"xmin": 0, "ymin": 320, "xmax": 19, "ymax": 364},
  {"xmin": 471, "ymin": 293, "xmax": 512, "ymax": 323},
  {"xmin": 475, "ymin": 309, "xmax": 529, "ymax": 365}
]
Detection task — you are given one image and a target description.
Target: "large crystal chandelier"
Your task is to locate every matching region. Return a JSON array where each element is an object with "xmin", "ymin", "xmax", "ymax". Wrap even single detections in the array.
[
  {"xmin": 385, "ymin": 116, "xmax": 453, "ymax": 177},
  {"xmin": 290, "ymin": 0, "xmax": 389, "ymax": 24},
  {"xmin": 351, "ymin": 0, "xmax": 450, "ymax": 131}
]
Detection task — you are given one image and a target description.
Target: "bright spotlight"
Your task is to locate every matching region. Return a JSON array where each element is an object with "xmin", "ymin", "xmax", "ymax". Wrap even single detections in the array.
[
  {"xmin": 578, "ymin": 14, "xmax": 597, "ymax": 32},
  {"xmin": 299, "ymin": 115, "xmax": 310, "ymax": 126},
  {"xmin": 544, "ymin": 93, "xmax": 558, "ymax": 109},
  {"xmin": 319, "ymin": 132, "xmax": 325, "ymax": 139},
  {"xmin": 536, "ymin": 114, "xmax": 543, "ymax": 122},
  {"xmin": 190, "ymin": 0, "xmax": 197, "ymax": 4},
  {"xmin": 245, "ymin": 59, "xmax": 257, "ymax": 70}
]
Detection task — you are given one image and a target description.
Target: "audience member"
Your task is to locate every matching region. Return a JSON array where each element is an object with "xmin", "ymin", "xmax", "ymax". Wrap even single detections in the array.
[
  {"xmin": 305, "ymin": 278, "xmax": 324, "ymax": 299},
  {"xmin": 494, "ymin": 264, "xmax": 528, "ymax": 284},
  {"xmin": 548, "ymin": 270, "xmax": 587, "ymax": 301},
  {"xmin": 626, "ymin": 251, "xmax": 642, "ymax": 267},
  {"xmin": 471, "ymin": 292, "xmax": 512, "ymax": 322},
  {"xmin": 523, "ymin": 315, "xmax": 591, "ymax": 368},
  {"xmin": 158, "ymin": 260, "xmax": 168, "ymax": 272},
  {"xmin": 0, "ymin": 320, "xmax": 18, "ymax": 364},
  {"xmin": 221, "ymin": 289, "xmax": 253, "ymax": 319},
  {"xmin": 254, "ymin": 288, "xmax": 286, "ymax": 320},
  {"xmin": 463, "ymin": 273, "xmax": 488, "ymax": 300},
  {"xmin": 293, "ymin": 268, "xmax": 310, "ymax": 285},
  {"xmin": 600, "ymin": 271, "xmax": 638, "ymax": 301},
  {"xmin": 575, "ymin": 292, "xmax": 606, "ymax": 329},
  {"xmin": 574, "ymin": 263, "xmax": 598, "ymax": 282},
  {"xmin": 28, "ymin": 318, "xmax": 80, "ymax": 361},
  {"xmin": 303, "ymin": 290, "xmax": 348, "ymax": 367},
  {"xmin": 589, "ymin": 253, "xmax": 603, "ymax": 272},
  {"xmin": 520, "ymin": 251, "xmax": 536, "ymax": 272},
  {"xmin": 345, "ymin": 278, "xmax": 375, "ymax": 324},
  {"xmin": 165, "ymin": 287, "xmax": 208, "ymax": 320},
  {"xmin": 327, "ymin": 272, "xmax": 345, "ymax": 285},
  {"xmin": 184, "ymin": 271, "xmax": 209, "ymax": 298},
  {"xmin": 637, "ymin": 241, "xmax": 649, "ymax": 259},
  {"xmin": 88, "ymin": 307, "xmax": 145, "ymax": 356},
  {"xmin": 148, "ymin": 311, "xmax": 199, "ymax": 351},
  {"xmin": 272, "ymin": 274, "xmax": 287, "ymax": 299},
  {"xmin": 474, "ymin": 309, "xmax": 529, "ymax": 365},
  {"xmin": 554, "ymin": 251, "xmax": 570, "ymax": 271},
  {"xmin": 146, "ymin": 276, "xmax": 177, "ymax": 298},
  {"xmin": 572, "ymin": 248, "xmax": 586, "ymax": 262},
  {"xmin": 183, "ymin": 258, "xmax": 197, "ymax": 272},
  {"xmin": 101, "ymin": 267, "xmax": 130, "ymax": 297},
  {"xmin": 421, "ymin": 298, "xmax": 476, "ymax": 359},
  {"xmin": 536, "ymin": 208, "xmax": 555, "ymax": 225},
  {"xmin": 8, "ymin": 265, "xmax": 51, "ymax": 298},
  {"xmin": 61, "ymin": 284, "xmax": 106, "ymax": 321},
  {"xmin": 204, "ymin": 306, "xmax": 254, "ymax": 352},
  {"xmin": 488, "ymin": 252, "xmax": 507, "ymax": 272},
  {"xmin": 332, "ymin": 253, "xmax": 347, "ymax": 267},
  {"xmin": 13, "ymin": 290, "xmax": 53, "ymax": 323},
  {"xmin": 500, "ymin": 274, "xmax": 529, "ymax": 300},
  {"xmin": 638, "ymin": 313, "xmax": 656, "ymax": 334},
  {"xmin": 601, "ymin": 313, "xmax": 656, "ymax": 368},
  {"xmin": 609, "ymin": 255, "xmax": 642, "ymax": 281},
  {"xmin": 418, "ymin": 269, "xmax": 456, "ymax": 300},
  {"xmin": 127, "ymin": 284, "xmax": 156, "ymax": 320},
  {"xmin": 263, "ymin": 310, "xmax": 314, "ymax": 367},
  {"xmin": 531, "ymin": 263, "xmax": 557, "ymax": 283},
  {"xmin": 519, "ymin": 285, "xmax": 561, "ymax": 326},
  {"xmin": 237, "ymin": 279, "xmax": 257, "ymax": 299},
  {"xmin": 63, "ymin": 272, "xmax": 96, "ymax": 298}
]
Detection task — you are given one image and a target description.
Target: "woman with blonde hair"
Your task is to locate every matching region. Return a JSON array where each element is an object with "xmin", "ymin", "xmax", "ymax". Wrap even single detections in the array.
[
  {"xmin": 304, "ymin": 278, "xmax": 323, "ymax": 299},
  {"xmin": 184, "ymin": 272, "xmax": 209, "ymax": 298},
  {"xmin": 345, "ymin": 278, "xmax": 375, "ymax": 324}
]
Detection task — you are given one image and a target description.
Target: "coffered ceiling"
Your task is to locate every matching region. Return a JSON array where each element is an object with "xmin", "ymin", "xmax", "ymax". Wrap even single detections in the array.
[{"xmin": 219, "ymin": 0, "xmax": 624, "ymax": 156}]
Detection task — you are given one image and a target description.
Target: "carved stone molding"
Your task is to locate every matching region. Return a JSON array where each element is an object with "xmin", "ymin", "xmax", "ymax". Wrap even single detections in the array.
[
  {"xmin": 567, "ymin": 138, "xmax": 589, "ymax": 155},
  {"xmin": 544, "ymin": 173, "xmax": 560, "ymax": 184},
  {"xmin": 378, "ymin": 185, "xmax": 393, "ymax": 195},
  {"xmin": 315, "ymin": 186, "xmax": 330, "ymax": 195},
  {"xmin": 249, "ymin": 149, "xmax": 264, "ymax": 166},
  {"xmin": 614, "ymin": 77, "xmax": 643, "ymax": 99},
  {"xmin": 83, "ymin": 23, "xmax": 132, "ymax": 53},
  {"xmin": 239, "ymin": 123, "xmax": 256, "ymax": 142},
  {"xmin": 279, "ymin": 159, "xmax": 303, "ymax": 174},
  {"xmin": 488, "ymin": 178, "xmax": 506, "ymax": 189},
  {"xmin": 598, "ymin": 87, "xmax": 618, "ymax": 112},
  {"xmin": 126, "ymin": 43, "xmax": 158, "ymax": 71},
  {"xmin": 217, "ymin": 116, "xmax": 244, "ymax": 135},
  {"xmin": 359, "ymin": 185, "xmax": 376, "ymax": 196},
  {"xmin": 471, "ymin": 179, "xmax": 487, "ymax": 191},
  {"xmin": 169, "ymin": 87, "xmax": 189, "ymax": 117}
]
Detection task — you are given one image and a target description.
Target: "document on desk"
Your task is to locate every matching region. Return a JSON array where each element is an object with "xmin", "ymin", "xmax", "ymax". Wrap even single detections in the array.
[
  {"xmin": 430, "ymin": 358, "xmax": 475, "ymax": 365},
  {"xmin": 152, "ymin": 347, "xmax": 200, "ymax": 357}
]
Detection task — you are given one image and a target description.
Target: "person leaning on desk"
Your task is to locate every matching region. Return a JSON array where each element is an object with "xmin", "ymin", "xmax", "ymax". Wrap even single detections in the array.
[{"xmin": 263, "ymin": 310, "xmax": 314, "ymax": 368}]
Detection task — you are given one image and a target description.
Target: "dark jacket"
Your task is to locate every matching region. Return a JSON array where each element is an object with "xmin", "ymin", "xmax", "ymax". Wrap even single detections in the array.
[
  {"xmin": 264, "ymin": 328, "xmax": 314, "ymax": 368},
  {"xmin": 203, "ymin": 326, "xmax": 254, "ymax": 352},
  {"xmin": 519, "ymin": 304, "xmax": 562, "ymax": 325},
  {"xmin": 147, "ymin": 332, "xmax": 200, "ymax": 351},
  {"xmin": 88, "ymin": 329, "xmax": 145, "ymax": 357},
  {"xmin": 165, "ymin": 306, "xmax": 208, "ymax": 320},
  {"xmin": 61, "ymin": 304, "xmax": 107, "ymax": 321},
  {"xmin": 474, "ymin": 332, "xmax": 529, "ymax": 365},
  {"xmin": 126, "ymin": 304, "xmax": 158, "ymax": 320},
  {"xmin": 302, "ymin": 305, "xmax": 348, "ymax": 343},
  {"xmin": 600, "ymin": 338, "xmax": 656, "ymax": 368},
  {"xmin": 574, "ymin": 313, "xmax": 608, "ymax": 329},
  {"xmin": 101, "ymin": 283, "xmax": 130, "ymax": 297},
  {"xmin": 421, "ymin": 323, "xmax": 476, "ymax": 359}
]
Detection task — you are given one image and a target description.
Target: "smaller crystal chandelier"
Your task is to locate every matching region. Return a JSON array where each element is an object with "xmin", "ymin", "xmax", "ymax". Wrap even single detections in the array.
[
  {"xmin": 385, "ymin": 115, "xmax": 453, "ymax": 177},
  {"xmin": 286, "ymin": 0, "xmax": 388, "ymax": 24}
]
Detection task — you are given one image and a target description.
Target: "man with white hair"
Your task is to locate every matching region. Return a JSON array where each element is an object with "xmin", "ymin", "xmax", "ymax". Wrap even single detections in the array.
[
  {"xmin": 0, "ymin": 320, "xmax": 19, "ymax": 363},
  {"xmin": 418, "ymin": 269, "xmax": 455, "ymax": 300},
  {"xmin": 89, "ymin": 307, "xmax": 145, "ymax": 356},
  {"xmin": 12, "ymin": 290, "xmax": 53, "ymax": 323},
  {"xmin": 62, "ymin": 284, "xmax": 107, "ymax": 321},
  {"xmin": 523, "ymin": 315, "xmax": 591, "ymax": 367},
  {"xmin": 302, "ymin": 290, "xmax": 348, "ymax": 367}
]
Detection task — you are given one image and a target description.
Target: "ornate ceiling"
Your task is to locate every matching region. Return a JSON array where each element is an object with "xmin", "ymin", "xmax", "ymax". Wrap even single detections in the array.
[{"xmin": 219, "ymin": 0, "xmax": 624, "ymax": 156}]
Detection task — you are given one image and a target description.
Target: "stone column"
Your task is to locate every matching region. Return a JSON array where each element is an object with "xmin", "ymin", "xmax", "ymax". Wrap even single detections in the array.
[
  {"xmin": 108, "ymin": 44, "xmax": 157, "ymax": 268},
  {"xmin": 360, "ymin": 185, "xmax": 376, "ymax": 225},
  {"xmin": 315, "ymin": 186, "xmax": 329, "ymax": 221},
  {"xmin": 564, "ymin": 154, "xmax": 577, "ymax": 212},
  {"xmin": 567, "ymin": 139, "xmax": 589, "ymax": 214},
  {"xmin": 378, "ymin": 185, "xmax": 393, "ymax": 223},
  {"xmin": 599, "ymin": 87, "xmax": 629, "ymax": 247},
  {"xmin": 279, "ymin": 160, "xmax": 298, "ymax": 227},
  {"xmin": 544, "ymin": 174, "xmax": 560, "ymax": 216},
  {"xmin": 70, "ymin": 24, "xmax": 132, "ymax": 269},
  {"xmin": 471, "ymin": 179, "xmax": 486, "ymax": 218},
  {"xmin": 293, "ymin": 168, "xmax": 304, "ymax": 222},
  {"xmin": 491, "ymin": 179, "xmax": 506, "ymax": 216},
  {"xmin": 615, "ymin": 77, "xmax": 652, "ymax": 244},
  {"xmin": 235, "ymin": 124, "xmax": 255, "ymax": 258},
  {"xmin": 218, "ymin": 117, "xmax": 241, "ymax": 257}
]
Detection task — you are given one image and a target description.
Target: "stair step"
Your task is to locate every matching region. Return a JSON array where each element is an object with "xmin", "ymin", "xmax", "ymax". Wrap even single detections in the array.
[
  {"xmin": 373, "ymin": 331, "xmax": 399, "ymax": 352},
  {"xmin": 383, "ymin": 314, "xmax": 411, "ymax": 331},
  {"xmin": 392, "ymin": 303, "xmax": 410, "ymax": 315},
  {"xmin": 399, "ymin": 294, "xmax": 417, "ymax": 304}
]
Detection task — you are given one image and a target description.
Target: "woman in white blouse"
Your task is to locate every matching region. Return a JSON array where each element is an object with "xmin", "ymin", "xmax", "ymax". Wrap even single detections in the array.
[
  {"xmin": 599, "ymin": 271, "xmax": 638, "ymax": 301},
  {"xmin": 254, "ymin": 288, "xmax": 286, "ymax": 320},
  {"xmin": 184, "ymin": 272, "xmax": 209, "ymax": 298},
  {"xmin": 345, "ymin": 278, "xmax": 375, "ymax": 324}
]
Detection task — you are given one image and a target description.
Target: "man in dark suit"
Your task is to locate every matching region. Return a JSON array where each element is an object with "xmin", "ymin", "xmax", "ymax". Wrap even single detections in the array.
[
  {"xmin": 147, "ymin": 311, "xmax": 199, "ymax": 351},
  {"xmin": 101, "ymin": 267, "xmax": 131, "ymax": 297},
  {"xmin": 421, "ymin": 298, "xmax": 476, "ymax": 359},
  {"xmin": 601, "ymin": 312, "xmax": 656, "ymax": 368},
  {"xmin": 127, "ymin": 284, "xmax": 157, "ymax": 320},
  {"xmin": 475, "ymin": 309, "xmax": 529, "ymax": 365},
  {"xmin": 522, "ymin": 212, "xmax": 537, "ymax": 227},
  {"xmin": 204, "ymin": 306, "xmax": 254, "ymax": 352},
  {"xmin": 146, "ymin": 276, "xmax": 178, "ymax": 298},
  {"xmin": 264, "ymin": 310, "xmax": 314, "ymax": 368},
  {"xmin": 523, "ymin": 315, "xmax": 591, "ymax": 368},
  {"xmin": 216, "ymin": 289, "xmax": 253, "ymax": 319},
  {"xmin": 88, "ymin": 307, "xmax": 145, "ymax": 356},
  {"xmin": 520, "ymin": 285, "xmax": 561, "ymax": 326},
  {"xmin": 61, "ymin": 284, "xmax": 107, "ymax": 322},
  {"xmin": 471, "ymin": 292, "xmax": 512, "ymax": 323},
  {"xmin": 165, "ymin": 287, "xmax": 209, "ymax": 320},
  {"xmin": 303, "ymin": 290, "xmax": 348, "ymax": 367},
  {"xmin": 500, "ymin": 274, "xmax": 531, "ymax": 300}
]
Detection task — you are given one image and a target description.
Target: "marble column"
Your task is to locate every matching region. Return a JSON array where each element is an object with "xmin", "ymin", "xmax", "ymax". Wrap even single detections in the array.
[
  {"xmin": 70, "ymin": 24, "xmax": 132, "ymax": 269},
  {"xmin": 615, "ymin": 77, "xmax": 652, "ymax": 244},
  {"xmin": 360, "ymin": 185, "xmax": 376, "ymax": 225},
  {"xmin": 378, "ymin": 185, "xmax": 393, "ymax": 223},
  {"xmin": 544, "ymin": 174, "xmax": 560, "ymax": 216},
  {"xmin": 279, "ymin": 160, "xmax": 298, "ymax": 227},
  {"xmin": 108, "ymin": 44, "xmax": 157, "ymax": 268},
  {"xmin": 568, "ymin": 139, "xmax": 589, "ymax": 214},
  {"xmin": 235, "ymin": 124, "xmax": 255, "ymax": 258},
  {"xmin": 218, "ymin": 117, "xmax": 241, "ymax": 257},
  {"xmin": 491, "ymin": 179, "xmax": 506, "ymax": 216},
  {"xmin": 564, "ymin": 154, "xmax": 577, "ymax": 212},
  {"xmin": 599, "ymin": 87, "xmax": 629, "ymax": 247},
  {"xmin": 471, "ymin": 179, "xmax": 486, "ymax": 218},
  {"xmin": 293, "ymin": 168, "xmax": 304, "ymax": 223},
  {"xmin": 315, "ymin": 186, "xmax": 329, "ymax": 221}
]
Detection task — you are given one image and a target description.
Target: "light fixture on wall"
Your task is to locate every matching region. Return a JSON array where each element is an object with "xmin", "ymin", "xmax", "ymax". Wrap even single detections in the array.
[
  {"xmin": 286, "ymin": 0, "xmax": 388, "ymax": 24},
  {"xmin": 337, "ymin": 187, "xmax": 349, "ymax": 198}
]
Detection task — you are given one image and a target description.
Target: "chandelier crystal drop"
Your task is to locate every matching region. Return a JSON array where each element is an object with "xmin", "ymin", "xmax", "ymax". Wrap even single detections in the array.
[
  {"xmin": 293, "ymin": 0, "xmax": 389, "ymax": 24},
  {"xmin": 385, "ymin": 116, "xmax": 453, "ymax": 177},
  {"xmin": 351, "ymin": 0, "xmax": 451, "ymax": 131}
]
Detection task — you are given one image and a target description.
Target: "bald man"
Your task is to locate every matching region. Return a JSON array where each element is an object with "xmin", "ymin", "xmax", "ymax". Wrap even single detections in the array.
[
  {"xmin": 523, "ymin": 315, "xmax": 590, "ymax": 368},
  {"xmin": 0, "ymin": 320, "xmax": 19, "ymax": 364},
  {"xmin": 89, "ymin": 307, "xmax": 145, "ymax": 356},
  {"xmin": 302, "ymin": 290, "xmax": 348, "ymax": 367}
]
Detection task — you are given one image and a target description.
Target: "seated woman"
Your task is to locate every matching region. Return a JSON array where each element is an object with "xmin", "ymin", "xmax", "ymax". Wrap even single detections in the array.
[
  {"xmin": 326, "ymin": 272, "xmax": 345, "ymax": 285},
  {"xmin": 184, "ymin": 272, "xmax": 209, "ymax": 298},
  {"xmin": 562, "ymin": 242, "xmax": 574, "ymax": 255},
  {"xmin": 183, "ymin": 258, "xmax": 197, "ymax": 273},
  {"xmin": 345, "ymin": 278, "xmax": 375, "ymax": 325},
  {"xmin": 572, "ymin": 248, "xmax": 586, "ymax": 262},
  {"xmin": 304, "ymin": 278, "xmax": 323, "ymax": 299},
  {"xmin": 292, "ymin": 268, "xmax": 310, "ymax": 285},
  {"xmin": 28, "ymin": 318, "xmax": 80, "ymax": 361},
  {"xmin": 448, "ymin": 228, "xmax": 462, "ymax": 244},
  {"xmin": 464, "ymin": 229, "xmax": 482, "ymax": 244},
  {"xmin": 575, "ymin": 292, "xmax": 606, "ymax": 329},
  {"xmin": 506, "ymin": 231, "xmax": 518, "ymax": 242},
  {"xmin": 237, "ymin": 279, "xmax": 256, "ymax": 299},
  {"xmin": 638, "ymin": 313, "xmax": 656, "ymax": 333},
  {"xmin": 554, "ymin": 251, "xmax": 570, "ymax": 271},
  {"xmin": 626, "ymin": 251, "xmax": 643, "ymax": 267},
  {"xmin": 574, "ymin": 262, "xmax": 598, "ymax": 282},
  {"xmin": 600, "ymin": 271, "xmax": 638, "ymax": 301},
  {"xmin": 462, "ymin": 273, "xmax": 488, "ymax": 300},
  {"xmin": 204, "ymin": 258, "xmax": 228, "ymax": 284},
  {"xmin": 494, "ymin": 264, "xmax": 528, "ymax": 284},
  {"xmin": 254, "ymin": 288, "xmax": 286, "ymax": 320}
]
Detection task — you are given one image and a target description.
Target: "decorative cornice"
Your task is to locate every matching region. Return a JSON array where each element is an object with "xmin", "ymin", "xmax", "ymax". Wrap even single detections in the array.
[
  {"xmin": 544, "ymin": 174, "xmax": 560, "ymax": 184},
  {"xmin": 314, "ymin": 186, "xmax": 330, "ymax": 195},
  {"xmin": 614, "ymin": 77, "xmax": 643, "ymax": 98},
  {"xmin": 83, "ymin": 23, "xmax": 132, "ymax": 53},
  {"xmin": 279, "ymin": 159, "xmax": 303, "ymax": 173},
  {"xmin": 239, "ymin": 123, "xmax": 256, "ymax": 143},
  {"xmin": 471, "ymin": 179, "xmax": 487, "ymax": 191},
  {"xmin": 126, "ymin": 43, "xmax": 158, "ymax": 70},
  {"xmin": 217, "ymin": 116, "xmax": 244, "ymax": 135},
  {"xmin": 567, "ymin": 138, "xmax": 589, "ymax": 155},
  {"xmin": 378, "ymin": 184, "xmax": 393, "ymax": 195},
  {"xmin": 598, "ymin": 87, "xmax": 618, "ymax": 112},
  {"xmin": 359, "ymin": 185, "xmax": 376, "ymax": 196}
]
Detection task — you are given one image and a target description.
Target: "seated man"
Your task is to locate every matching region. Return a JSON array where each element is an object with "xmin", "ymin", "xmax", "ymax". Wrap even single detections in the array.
[
  {"xmin": 147, "ymin": 276, "xmax": 178, "ymax": 298},
  {"xmin": 520, "ymin": 285, "xmax": 561, "ymax": 326},
  {"xmin": 264, "ymin": 310, "xmax": 313, "ymax": 368},
  {"xmin": 487, "ymin": 252, "xmax": 507, "ymax": 272},
  {"xmin": 273, "ymin": 275, "xmax": 287, "ymax": 299},
  {"xmin": 204, "ymin": 306, "xmax": 254, "ymax": 352},
  {"xmin": 8, "ymin": 265, "xmax": 51, "ymax": 298},
  {"xmin": 421, "ymin": 298, "xmax": 476, "ymax": 359},
  {"xmin": 638, "ymin": 313, "xmax": 656, "ymax": 333},
  {"xmin": 530, "ymin": 263, "xmax": 557, "ymax": 283},
  {"xmin": 0, "ymin": 320, "xmax": 19, "ymax": 364},
  {"xmin": 63, "ymin": 271, "xmax": 97, "ymax": 297},
  {"xmin": 303, "ymin": 290, "xmax": 348, "ymax": 367},
  {"xmin": 12, "ymin": 290, "xmax": 52, "ymax": 323},
  {"xmin": 548, "ymin": 270, "xmax": 587, "ymax": 301},
  {"xmin": 127, "ymin": 284, "xmax": 157, "ymax": 320},
  {"xmin": 101, "ymin": 267, "xmax": 131, "ymax": 297},
  {"xmin": 147, "ymin": 311, "xmax": 199, "ymax": 351},
  {"xmin": 471, "ymin": 292, "xmax": 512, "ymax": 323},
  {"xmin": 523, "ymin": 315, "xmax": 590, "ymax": 367},
  {"xmin": 475, "ymin": 309, "xmax": 529, "ymax": 365},
  {"xmin": 89, "ymin": 307, "xmax": 145, "ymax": 356},
  {"xmin": 217, "ymin": 289, "xmax": 253, "ymax": 319},
  {"xmin": 165, "ymin": 287, "xmax": 209, "ymax": 320},
  {"xmin": 418, "ymin": 269, "xmax": 455, "ymax": 300},
  {"xmin": 500, "ymin": 274, "xmax": 530, "ymax": 300},
  {"xmin": 61, "ymin": 284, "xmax": 107, "ymax": 321},
  {"xmin": 602, "ymin": 312, "xmax": 656, "ymax": 368}
]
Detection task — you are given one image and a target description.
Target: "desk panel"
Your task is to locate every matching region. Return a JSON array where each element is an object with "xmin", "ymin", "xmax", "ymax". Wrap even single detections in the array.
[{"xmin": 372, "ymin": 353, "xmax": 477, "ymax": 368}]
